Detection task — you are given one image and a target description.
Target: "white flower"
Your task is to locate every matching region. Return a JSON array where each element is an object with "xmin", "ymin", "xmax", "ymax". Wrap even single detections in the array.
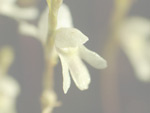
[
  {"xmin": 0, "ymin": 0, "xmax": 38, "ymax": 20},
  {"xmin": 0, "ymin": 75, "xmax": 20, "ymax": 113},
  {"xmin": 54, "ymin": 28, "xmax": 107, "ymax": 93},
  {"xmin": 19, "ymin": 3, "xmax": 107, "ymax": 93},
  {"xmin": 119, "ymin": 17, "xmax": 150, "ymax": 82}
]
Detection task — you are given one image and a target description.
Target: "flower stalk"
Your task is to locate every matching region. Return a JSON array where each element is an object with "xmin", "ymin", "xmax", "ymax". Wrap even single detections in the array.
[
  {"xmin": 41, "ymin": 0, "xmax": 62, "ymax": 113},
  {"xmin": 46, "ymin": 0, "xmax": 62, "ymax": 53}
]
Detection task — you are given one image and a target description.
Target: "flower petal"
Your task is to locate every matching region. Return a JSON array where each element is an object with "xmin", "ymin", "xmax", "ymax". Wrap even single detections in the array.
[
  {"xmin": 119, "ymin": 17, "xmax": 150, "ymax": 82},
  {"xmin": 120, "ymin": 33, "xmax": 150, "ymax": 82},
  {"xmin": 19, "ymin": 21, "xmax": 38, "ymax": 38},
  {"xmin": 0, "ymin": 3, "xmax": 38, "ymax": 20},
  {"xmin": 37, "ymin": 4, "xmax": 73, "ymax": 44},
  {"xmin": 79, "ymin": 46, "xmax": 107, "ymax": 69},
  {"xmin": 59, "ymin": 54, "xmax": 71, "ymax": 94},
  {"xmin": 66, "ymin": 54, "xmax": 91, "ymax": 90},
  {"xmin": 38, "ymin": 7, "xmax": 49, "ymax": 44},
  {"xmin": 134, "ymin": 60, "xmax": 150, "ymax": 82},
  {"xmin": 119, "ymin": 17, "xmax": 150, "ymax": 41},
  {"xmin": 54, "ymin": 28, "xmax": 89, "ymax": 48},
  {"xmin": 12, "ymin": 6, "xmax": 39, "ymax": 20},
  {"xmin": 57, "ymin": 4, "xmax": 73, "ymax": 28}
]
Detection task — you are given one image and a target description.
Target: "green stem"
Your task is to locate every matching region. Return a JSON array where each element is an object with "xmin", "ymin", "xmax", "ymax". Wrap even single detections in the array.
[{"xmin": 41, "ymin": 1, "xmax": 62, "ymax": 113}]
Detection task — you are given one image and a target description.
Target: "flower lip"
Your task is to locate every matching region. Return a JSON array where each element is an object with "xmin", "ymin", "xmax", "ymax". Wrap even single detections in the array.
[
  {"xmin": 54, "ymin": 28, "xmax": 89, "ymax": 48},
  {"xmin": 58, "ymin": 50, "xmax": 91, "ymax": 93}
]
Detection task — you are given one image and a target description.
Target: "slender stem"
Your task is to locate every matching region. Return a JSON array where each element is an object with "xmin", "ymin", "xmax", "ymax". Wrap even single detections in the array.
[
  {"xmin": 43, "ymin": 0, "xmax": 62, "ymax": 90},
  {"xmin": 100, "ymin": 0, "xmax": 133, "ymax": 113},
  {"xmin": 41, "ymin": 1, "xmax": 62, "ymax": 113},
  {"xmin": 46, "ymin": 0, "xmax": 62, "ymax": 55},
  {"xmin": 43, "ymin": 53, "xmax": 55, "ymax": 90}
]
